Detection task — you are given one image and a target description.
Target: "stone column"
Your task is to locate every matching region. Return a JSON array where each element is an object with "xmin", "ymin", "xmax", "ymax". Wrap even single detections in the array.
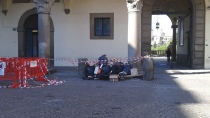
[
  {"xmin": 17, "ymin": 27, "xmax": 25, "ymax": 57},
  {"xmin": 171, "ymin": 25, "xmax": 178, "ymax": 61},
  {"xmin": 34, "ymin": 0, "xmax": 54, "ymax": 58},
  {"xmin": 126, "ymin": 0, "xmax": 143, "ymax": 68}
]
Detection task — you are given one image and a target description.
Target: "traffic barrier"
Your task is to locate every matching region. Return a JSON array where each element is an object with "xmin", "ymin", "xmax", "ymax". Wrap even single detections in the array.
[{"xmin": 0, "ymin": 57, "xmax": 48, "ymax": 88}]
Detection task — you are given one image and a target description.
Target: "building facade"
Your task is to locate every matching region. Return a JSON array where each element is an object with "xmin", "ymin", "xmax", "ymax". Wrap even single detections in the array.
[{"xmin": 0, "ymin": 0, "xmax": 210, "ymax": 69}]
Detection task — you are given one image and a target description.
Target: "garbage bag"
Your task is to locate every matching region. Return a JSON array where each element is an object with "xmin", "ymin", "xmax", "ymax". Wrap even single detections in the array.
[
  {"xmin": 122, "ymin": 64, "xmax": 131, "ymax": 75},
  {"xmin": 111, "ymin": 62, "xmax": 124, "ymax": 74},
  {"xmin": 94, "ymin": 65, "xmax": 111, "ymax": 79},
  {"xmin": 119, "ymin": 64, "xmax": 131, "ymax": 78},
  {"xmin": 101, "ymin": 65, "xmax": 111, "ymax": 75},
  {"xmin": 83, "ymin": 65, "xmax": 95, "ymax": 80}
]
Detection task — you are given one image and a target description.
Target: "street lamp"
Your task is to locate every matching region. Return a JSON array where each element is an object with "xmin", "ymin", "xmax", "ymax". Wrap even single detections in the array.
[
  {"xmin": 156, "ymin": 15, "xmax": 160, "ymax": 30},
  {"xmin": 156, "ymin": 22, "xmax": 160, "ymax": 29}
]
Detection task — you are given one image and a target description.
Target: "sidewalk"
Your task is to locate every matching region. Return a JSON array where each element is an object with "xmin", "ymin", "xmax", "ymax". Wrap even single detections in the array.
[{"xmin": 153, "ymin": 57, "xmax": 210, "ymax": 74}]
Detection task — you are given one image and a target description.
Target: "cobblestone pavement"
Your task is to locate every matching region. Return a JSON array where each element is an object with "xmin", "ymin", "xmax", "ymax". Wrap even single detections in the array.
[{"xmin": 0, "ymin": 57, "xmax": 210, "ymax": 118}]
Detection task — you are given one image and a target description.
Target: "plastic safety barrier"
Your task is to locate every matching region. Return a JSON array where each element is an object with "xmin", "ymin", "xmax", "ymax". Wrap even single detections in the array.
[{"xmin": 0, "ymin": 57, "xmax": 48, "ymax": 88}]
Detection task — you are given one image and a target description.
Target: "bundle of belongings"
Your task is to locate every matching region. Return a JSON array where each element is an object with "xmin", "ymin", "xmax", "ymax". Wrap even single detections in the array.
[{"xmin": 83, "ymin": 54, "xmax": 131, "ymax": 80}]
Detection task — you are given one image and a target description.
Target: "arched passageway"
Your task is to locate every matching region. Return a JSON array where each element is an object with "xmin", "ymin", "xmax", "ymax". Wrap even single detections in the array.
[{"xmin": 142, "ymin": 0, "xmax": 205, "ymax": 69}]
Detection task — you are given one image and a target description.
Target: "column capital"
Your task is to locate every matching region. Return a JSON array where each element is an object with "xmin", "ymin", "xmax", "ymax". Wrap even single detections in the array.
[
  {"xmin": 171, "ymin": 25, "xmax": 178, "ymax": 29},
  {"xmin": 34, "ymin": 0, "xmax": 54, "ymax": 14},
  {"xmin": 126, "ymin": 0, "xmax": 143, "ymax": 13}
]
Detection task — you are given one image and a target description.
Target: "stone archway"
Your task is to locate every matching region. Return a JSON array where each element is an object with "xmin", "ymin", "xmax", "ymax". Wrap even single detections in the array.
[
  {"xmin": 142, "ymin": 0, "xmax": 205, "ymax": 69},
  {"xmin": 17, "ymin": 8, "xmax": 55, "ymax": 65}
]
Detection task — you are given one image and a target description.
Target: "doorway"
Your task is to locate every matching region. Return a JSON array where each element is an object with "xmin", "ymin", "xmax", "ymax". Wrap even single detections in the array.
[
  {"xmin": 24, "ymin": 14, "xmax": 38, "ymax": 57},
  {"xmin": 25, "ymin": 29, "xmax": 38, "ymax": 57}
]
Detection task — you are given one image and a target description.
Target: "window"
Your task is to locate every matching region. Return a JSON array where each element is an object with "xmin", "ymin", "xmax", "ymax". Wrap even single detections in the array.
[
  {"xmin": 90, "ymin": 13, "xmax": 114, "ymax": 39},
  {"xmin": 179, "ymin": 21, "xmax": 184, "ymax": 46},
  {"xmin": 94, "ymin": 18, "xmax": 110, "ymax": 36}
]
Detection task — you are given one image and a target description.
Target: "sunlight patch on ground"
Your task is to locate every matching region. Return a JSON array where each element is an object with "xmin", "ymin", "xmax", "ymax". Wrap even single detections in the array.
[
  {"xmin": 171, "ymin": 75, "xmax": 210, "ymax": 118},
  {"xmin": 178, "ymin": 103, "xmax": 210, "ymax": 118}
]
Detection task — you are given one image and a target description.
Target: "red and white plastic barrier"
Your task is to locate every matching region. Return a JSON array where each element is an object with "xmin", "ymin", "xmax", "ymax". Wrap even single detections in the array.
[{"xmin": 0, "ymin": 57, "xmax": 64, "ymax": 88}]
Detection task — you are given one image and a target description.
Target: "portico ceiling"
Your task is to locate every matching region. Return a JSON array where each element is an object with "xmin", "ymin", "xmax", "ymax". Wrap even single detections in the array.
[
  {"xmin": 0, "ymin": 0, "xmax": 65, "ymax": 15},
  {"xmin": 152, "ymin": 0, "xmax": 193, "ymax": 15}
]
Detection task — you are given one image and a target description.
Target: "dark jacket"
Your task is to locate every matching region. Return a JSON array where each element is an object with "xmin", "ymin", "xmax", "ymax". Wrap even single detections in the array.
[{"xmin": 166, "ymin": 49, "xmax": 171, "ymax": 57}]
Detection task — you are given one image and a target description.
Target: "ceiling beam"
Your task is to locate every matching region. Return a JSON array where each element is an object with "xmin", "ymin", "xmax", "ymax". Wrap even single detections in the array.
[{"xmin": 152, "ymin": 11, "xmax": 191, "ymax": 15}]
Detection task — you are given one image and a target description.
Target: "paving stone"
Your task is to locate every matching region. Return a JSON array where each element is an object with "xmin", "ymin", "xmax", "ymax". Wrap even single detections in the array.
[{"xmin": 0, "ymin": 57, "xmax": 210, "ymax": 118}]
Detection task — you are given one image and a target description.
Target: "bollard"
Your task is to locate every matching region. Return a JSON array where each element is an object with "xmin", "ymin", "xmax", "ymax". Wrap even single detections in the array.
[
  {"xmin": 78, "ymin": 58, "xmax": 88, "ymax": 78},
  {"xmin": 142, "ymin": 56, "xmax": 154, "ymax": 81}
]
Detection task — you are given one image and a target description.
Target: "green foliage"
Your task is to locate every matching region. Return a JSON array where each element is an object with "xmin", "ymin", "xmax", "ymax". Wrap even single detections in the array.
[
  {"xmin": 151, "ymin": 39, "xmax": 172, "ymax": 51},
  {"xmin": 151, "ymin": 45, "xmax": 167, "ymax": 51}
]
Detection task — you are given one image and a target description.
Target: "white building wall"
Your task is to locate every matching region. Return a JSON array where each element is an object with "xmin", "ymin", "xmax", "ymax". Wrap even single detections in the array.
[
  {"xmin": 51, "ymin": 0, "xmax": 128, "ymax": 66},
  {"xmin": 0, "ymin": 3, "xmax": 35, "ymax": 57}
]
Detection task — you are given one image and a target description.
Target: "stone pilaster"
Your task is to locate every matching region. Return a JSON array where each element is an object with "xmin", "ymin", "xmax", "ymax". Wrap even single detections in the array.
[
  {"xmin": 34, "ymin": 0, "xmax": 54, "ymax": 59},
  {"xmin": 171, "ymin": 25, "xmax": 178, "ymax": 61},
  {"xmin": 126, "ymin": 0, "xmax": 143, "ymax": 68}
]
